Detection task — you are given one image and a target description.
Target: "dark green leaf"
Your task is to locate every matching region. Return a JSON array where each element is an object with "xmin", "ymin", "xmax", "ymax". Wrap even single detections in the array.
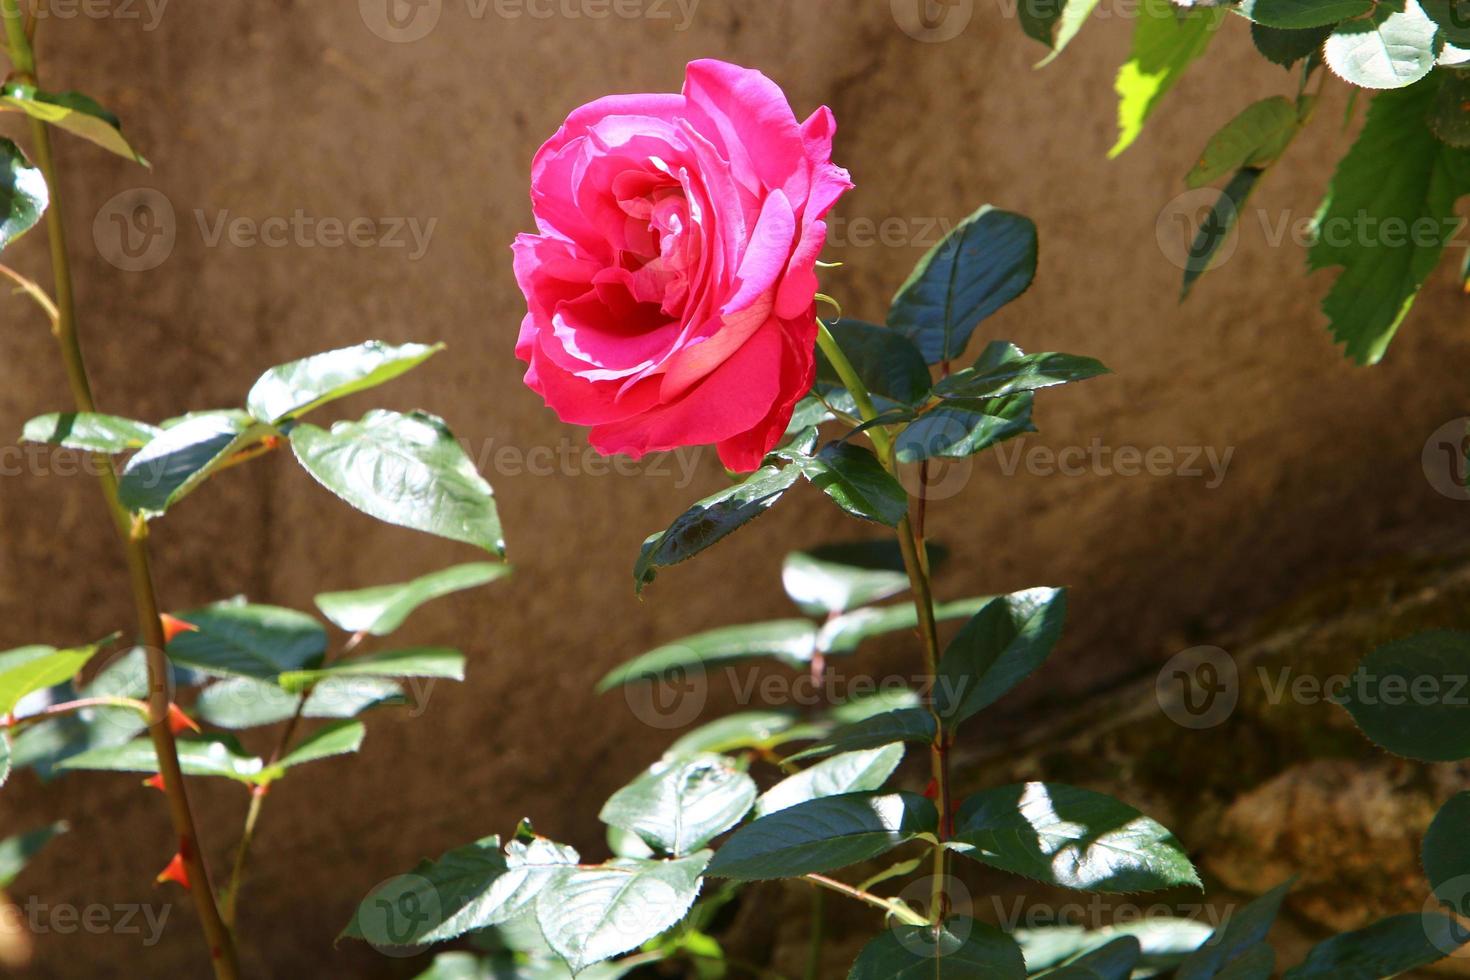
[
  {"xmin": 1283, "ymin": 912, "xmax": 1465, "ymax": 977},
  {"xmin": 195, "ymin": 674, "xmax": 403, "ymax": 728},
  {"xmin": 0, "ymin": 83, "xmax": 146, "ymax": 165},
  {"xmin": 1214, "ymin": 944, "xmax": 1275, "ymax": 980},
  {"xmin": 1250, "ymin": 22, "xmax": 1333, "ymax": 67},
  {"xmin": 849, "ymin": 918, "xmax": 1027, "ymax": 979},
  {"xmin": 816, "ymin": 319, "xmax": 932, "ymax": 407},
  {"xmin": 1432, "ymin": 68, "xmax": 1470, "ymax": 147},
  {"xmin": 119, "ymin": 410, "xmax": 270, "ymax": 515},
  {"xmin": 597, "ymin": 620, "xmax": 818, "ymax": 692},
  {"xmin": 950, "ymin": 782, "xmax": 1200, "ymax": 892},
  {"xmin": 1019, "ymin": 0, "xmax": 1103, "ymax": 63},
  {"xmin": 60, "ymin": 734, "xmax": 266, "ymax": 783},
  {"xmin": 268, "ymin": 719, "xmax": 365, "ymax": 777},
  {"xmin": 755, "ymin": 744, "xmax": 904, "ymax": 816},
  {"xmin": 1339, "ymin": 629, "xmax": 1470, "ymax": 760},
  {"xmin": 797, "ymin": 442, "xmax": 909, "ymax": 527},
  {"xmin": 1237, "ymin": 0, "xmax": 1371, "ymax": 28},
  {"xmin": 291, "ymin": 410, "xmax": 503, "ymax": 555},
  {"xmin": 0, "ymin": 136, "xmax": 46, "ymax": 252},
  {"xmin": 634, "ymin": 463, "xmax": 801, "ymax": 592},
  {"xmin": 1016, "ymin": 920, "xmax": 1213, "ymax": 975},
  {"xmin": 1112, "ymin": 0, "xmax": 1224, "ymax": 156},
  {"xmin": 707, "ymin": 791, "xmax": 935, "ymax": 880},
  {"xmin": 1324, "ymin": 1, "xmax": 1439, "ymax": 89},
  {"xmin": 822, "ymin": 597, "xmax": 992, "ymax": 655},
  {"xmin": 1044, "ymin": 936, "xmax": 1143, "ymax": 979},
  {"xmin": 1185, "ymin": 97, "xmax": 1300, "ymax": 188},
  {"xmin": 933, "ymin": 342, "xmax": 1109, "ymax": 400},
  {"xmin": 277, "ymin": 647, "xmax": 464, "ymax": 693},
  {"xmin": 246, "ymin": 340, "xmax": 445, "ymax": 424},
  {"xmin": 1176, "ymin": 881, "xmax": 1290, "ymax": 979},
  {"xmin": 166, "ymin": 602, "xmax": 326, "ymax": 682},
  {"xmin": 1425, "ymin": 792, "xmax": 1470, "ymax": 909},
  {"xmin": 1425, "ymin": 0, "xmax": 1470, "ymax": 44},
  {"xmin": 0, "ymin": 645, "xmax": 101, "ymax": 716},
  {"xmin": 667, "ymin": 711, "xmax": 820, "ymax": 759},
  {"xmin": 785, "ymin": 707, "xmax": 937, "ymax": 763},
  {"xmin": 600, "ymin": 755, "xmax": 756, "ymax": 855},
  {"xmin": 894, "ymin": 394, "xmax": 1035, "ymax": 464},
  {"xmin": 0, "ymin": 822, "xmax": 66, "ymax": 888},
  {"xmin": 22, "ymin": 412, "xmax": 160, "ymax": 453},
  {"xmin": 782, "ymin": 542, "xmax": 910, "ymax": 617},
  {"xmin": 936, "ymin": 588, "xmax": 1068, "ymax": 725},
  {"xmin": 314, "ymin": 562, "xmax": 510, "ymax": 636},
  {"xmin": 889, "ymin": 206, "xmax": 1038, "ymax": 365},
  {"xmin": 1182, "ymin": 168, "xmax": 1263, "ymax": 300}
]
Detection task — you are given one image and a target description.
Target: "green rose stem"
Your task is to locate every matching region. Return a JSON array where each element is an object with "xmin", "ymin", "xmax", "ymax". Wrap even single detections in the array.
[
  {"xmin": 814, "ymin": 321, "xmax": 952, "ymax": 926},
  {"xmin": 0, "ymin": 4, "xmax": 241, "ymax": 976}
]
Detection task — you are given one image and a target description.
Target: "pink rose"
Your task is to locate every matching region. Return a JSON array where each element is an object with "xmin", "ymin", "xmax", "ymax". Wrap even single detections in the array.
[{"xmin": 513, "ymin": 59, "xmax": 853, "ymax": 472}]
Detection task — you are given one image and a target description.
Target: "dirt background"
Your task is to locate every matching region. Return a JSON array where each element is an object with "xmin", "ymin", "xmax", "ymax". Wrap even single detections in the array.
[{"xmin": 2, "ymin": 0, "xmax": 1470, "ymax": 976}]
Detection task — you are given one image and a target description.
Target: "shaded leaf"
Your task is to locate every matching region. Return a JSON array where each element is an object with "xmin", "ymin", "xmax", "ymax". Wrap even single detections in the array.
[
  {"xmin": 1237, "ymin": 0, "xmax": 1371, "ymax": 27},
  {"xmin": 1185, "ymin": 97, "xmax": 1300, "ymax": 188},
  {"xmin": 821, "ymin": 597, "xmax": 993, "ymax": 655},
  {"xmin": 816, "ymin": 319, "xmax": 932, "ymax": 407},
  {"xmin": 0, "ymin": 823, "xmax": 66, "ymax": 888},
  {"xmin": 61, "ymin": 734, "xmax": 266, "ymax": 783},
  {"xmin": 796, "ymin": 442, "xmax": 908, "ymax": 527},
  {"xmin": 21, "ymin": 412, "xmax": 160, "ymax": 453},
  {"xmin": 1250, "ymin": 22, "xmax": 1333, "ymax": 67},
  {"xmin": 166, "ymin": 602, "xmax": 327, "ymax": 682},
  {"xmin": 1283, "ymin": 912, "xmax": 1465, "ymax": 977},
  {"xmin": 848, "ymin": 918, "xmax": 1027, "ymax": 979},
  {"xmin": 1043, "ymin": 935, "xmax": 1143, "ymax": 979},
  {"xmin": 936, "ymin": 588, "xmax": 1068, "ymax": 725},
  {"xmin": 0, "ymin": 137, "xmax": 46, "ymax": 253},
  {"xmin": 268, "ymin": 719, "xmax": 365, "ymax": 777},
  {"xmin": 195, "ymin": 674, "xmax": 403, "ymax": 729},
  {"xmin": 119, "ymin": 411, "xmax": 270, "ymax": 515},
  {"xmin": 933, "ymin": 341, "xmax": 1109, "ymax": 400},
  {"xmin": 894, "ymin": 394, "xmax": 1035, "ymax": 464},
  {"xmin": 785, "ymin": 708, "xmax": 937, "ymax": 763},
  {"xmin": 1182, "ymin": 168, "xmax": 1263, "ymax": 299},
  {"xmin": 1176, "ymin": 880, "xmax": 1290, "ymax": 979}
]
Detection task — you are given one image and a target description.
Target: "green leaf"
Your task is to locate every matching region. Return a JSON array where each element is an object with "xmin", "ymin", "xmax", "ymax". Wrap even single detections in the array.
[
  {"xmin": 755, "ymin": 744, "xmax": 904, "ymax": 816},
  {"xmin": 314, "ymin": 562, "xmax": 510, "ymax": 637},
  {"xmin": 795, "ymin": 442, "xmax": 908, "ymax": 527},
  {"xmin": 1425, "ymin": 792, "xmax": 1470, "ymax": 909},
  {"xmin": 600, "ymin": 755, "xmax": 756, "ymax": 856},
  {"xmin": 1213, "ymin": 945, "xmax": 1276, "ymax": 980},
  {"xmin": 782, "ymin": 542, "xmax": 910, "ymax": 617},
  {"xmin": 667, "ymin": 711, "xmax": 819, "ymax": 759},
  {"xmin": 21, "ymin": 412, "xmax": 160, "ymax": 453},
  {"xmin": 706, "ymin": 791, "xmax": 936, "ymax": 880},
  {"xmin": 1111, "ymin": 0, "xmax": 1224, "ymax": 157},
  {"xmin": 1432, "ymin": 67, "xmax": 1470, "ymax": 147},
  {"xmin": 277, "ymin": 647, "xmax": 464, "ymax": 693},
  {"xmin": 291, "ymin": 410, "xmax": 503, "ymax": 555},
  {"xmin": 849, "ymin": 918, "xmax": 1027, "ymax": 979},
  {"xmin": 785, "ymin": 708, "xmax": 937, "ymax": 763},
  {"xmin": 1237, "ymin": 0, "xmax": 1372, "ymax": 28},
  {"xmin": 118, "ymin": 410, "xmax": 270, "ymax": 515},
  {"xmin": 1021, "ymin": 0, "xmax": 1104, "ymax": 64},
  {"xmin": 0, "ymin": 733, "xmax": 9, "ymax": 791},
  {"xmin": 535, "ymin": 852, "xmax": 709, "ymax": 973},
  {"xmin": 933, "ymin": 342, "xmax": 1109, "ymax": 400},
  {"xmin": 936, "ymin": 588, "xmax": 1068, "ymax": 725},
  {"xmin": 597, "ymin": 620, "xmax": 818, "ymax": 692},
  {"xmin": 1424, "ymin": 0, "xmax": 1470, "ymax": 44},
  {"xmin": 268, "ymin": 719, "xmax": 365, "ymax": 777},
  {"xmin": 1017, "ymin": 919, "xmax": 1213, "ymax": 975},
  {"xmin": 1250, "ymin": 22, "xmax": 1334, "ymax": 67},
  {"xmin": 1182, "ymin": 168, "xmax": 1264, "ymax": 300},
  {"xmin": 60, "ymin": 734, "xmax": 266, "ymax": 783},
  {"xmin": 821, "ymin": 597, "xmax": 992, "ymax": 654},
  {"xmin": 0, "ymin": 823, "xmax": 66, "ymax": 888},
  {"xmin": 950, "ymin": 782, "xmax": 1200, "ymax": 893},
  {"xmin": 816, "ymin": 319, "xmax": 932, "ymax": 407},
  {"xmin": 889, "ymin": 205, "xmax": 1038, "ymax": 365},
  {"xmin": 195, "ymin": 674, "xmax": 403, "ymax": 728},
  {"xmin": 1324, "ymin": 1, "xmax": 1439, "ymax": 89},
  {"xmin": 245, "ymin": 340, "xmax": 445, "ymax": 424},
  {"xmin": 166, "ymin": 602, "xmax": 326, "ymax": 682},
  {"xmin": 1309, "ymin": 76, "xmax": 1470, "ymax": 363},
  {"xmin": 1338, "ymin": 629, "xmax": 1470, "ymax": 760},
  {"xmin": 1176, "ymin": 881, "xmax": 1290, "ymax": 979},
  {"xmin": 1282, "ymin": 912, "xmax": 1465, "ymax": 977},
  {"xmin": 0, "ymin": 83, "xmax": 146, "ymax": 165},
  {"xmin": 1044, "ymin": 936, "xmax": 1143, "ymax": 979},
  {"xmin": 1186, "ymin": 97, "xmax": 1301, "ymax": 188},
  {"xmin": 0, "ymin": 645, "xmax": 101, "ymax": 716},
  {"xmin": 0, "ymin": 136, "xmax": 46, "ymax": 252},
  {"xmin": 634, "ymin": 463, "xmax": 801, "ymax": 592},
  {"xmin": 894, "ymin": 394, "xmax": 1035, "ymax": 464}
]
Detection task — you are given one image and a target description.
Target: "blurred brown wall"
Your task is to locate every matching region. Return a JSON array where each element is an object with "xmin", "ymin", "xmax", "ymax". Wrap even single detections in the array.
[{"xmin": 2, "ymin": 0, "xmax": 1469, "ymax": 975}]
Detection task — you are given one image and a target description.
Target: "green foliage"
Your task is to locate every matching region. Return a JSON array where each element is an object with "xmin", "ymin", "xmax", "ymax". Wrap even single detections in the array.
[
  {"xmin": 1423, "ymin": 791, "xmax": 1470, "ymax": 906},
  {"xmin": 276, "ymin": 647, "xmax": 465, "ymax": 692},
  {"xmin": 0, "ymin": 136, "xmax": 46, "ymax": 252},
  {"xmin": 1283, "ymin": 912, "xmax": 1466, "ymax": 977},
  {"xmin": 165, "ymin": 602, "xmax": 327, "ymax": 682},
  {"xmin": 935, "ymin": 588, "xmax": 1068, "ymax": 725},
  {"xmin": 245, "ymin": 341, "xmax": 444, "ymax": 423},
  {"xmin": 754, "ymin": 745, "xmax": 904, "ymax": 817},
  {"xmin": 781, "ymin": 542, "xmax": 909, "ymax": 616},
  {"xmin": 0, "ymin": 643, "xmax": 102, "ymax": 715},
  {"xmin": 0, "ymin": 823, "xmax": 66, "ymax": 889},
  {"xmin": 1111, "ymin": 0, "xmax": 1223, "ymax": 157},
  {"xmin": 599, "ymin": 755, "xmax": 756, "ymax": 856},
  {"xmin": 893, "ymin": 394, "xmax": 1035, "ymax": 463},
  {"xmin": 0, "ymin": 82, "xmax": 146, "ymax": 165},
  {"xmin": 1323, "ymin": 1, "xmax": 1440, "ymax": 89},
  {"xmin": 816, "ymin": 319, "xmax": 932, "ymax": 407},
  {"xmin": 783, "ymin": 707, "xmax": 937, "ymax": 763},
  {"xmin": 1043, "ymin": 935, "xmax": 1144, "ymax": 979},
  {"xmin": 793, "ymin": 442, "xmax": 909, "ymax": 526},
  {"xmin": 1338, "ymin": 629, "xmax": 1470, "ymax": 760},
  {"xmin": 1175, "ymin": 880, "xmax": 1290, "ymax": 979},
  {"xmin": 22, "ymin": 412, "xmax": 160, "ymax": 453},
  {"xmin": 1185, "ymin": 97, "xmax": 1302, "ymax": 188},
  {"xmin": 119, "ymin": 411, "xmax": 272, "ymax": 515},
  {"xmin": 848, "ymin": 918, "xmax": 1027, "ymax": 978},
  {"xmin": 932, "ymin": 341, "xmax": 1109, "ymax": 401},
  {"xmin": 313, "ymin": 562, "xmax": 510, "ymax": 636}
]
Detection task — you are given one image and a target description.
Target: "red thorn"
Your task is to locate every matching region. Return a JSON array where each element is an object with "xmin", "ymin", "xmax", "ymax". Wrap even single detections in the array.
[
  {"xmin": 159, "ymin": 614, "xmax": 198, "ymax": 645},
  {"xmin": 156, "ymin": 851, "xmax": 190, "ymax": 890},
  {"xmin": 143, "ymin": 773, "xmax": 166, "ymax": 792},
  {"xmin": 922, "ymin": 778, "xmax": 939, "ymax": 800},
  {"xmin": 166, "ymin": 704, "xmax": 200, "ymax": 736},
  {"xmin": 262, "ymin": 435, "xmax": 282, "ymax": 450}
]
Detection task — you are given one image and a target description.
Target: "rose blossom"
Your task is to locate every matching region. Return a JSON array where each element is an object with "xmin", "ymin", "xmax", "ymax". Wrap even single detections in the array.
[{"xmin": 512, "ymin": 59, "xmax": 852, "ymax": 472}]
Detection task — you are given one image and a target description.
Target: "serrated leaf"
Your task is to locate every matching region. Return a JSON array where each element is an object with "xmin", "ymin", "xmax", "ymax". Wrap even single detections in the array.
[
  {"xmin": 195, "ymin": 674, "xmax": 403, "ymax": 729},
  {"xmin": 246, "ymin": 340, "xmax": 445, "ymax": 424},
  {"xmin": 0, "ymin": 83, "xmax": 146, "ymax": 165},
  {"xmin": 1112, "ymin": 0, "xmax": 1223, "ymax": 156},
  {"xmin": 1425, "ymin": 792, "xmax": 1470, "ymax": 909},
  {"xmin": 1186, "ymin": 97, "xmax": 1300, "ymax": 188},
  {"xmin": 935, "ymin": 588, "xmax": 1067, "ymax": 725},
  {"xmin": 933, "ymin": 341, "xmax": 1109, "ymax": 400},
  {"xmin": 1176, "ymin": 881, "xmax": 1290, "ymax": 979},
  {"xmin": 1044, "ymin": 935, "xmax": 1143, "ymax": 979},
  {"xmin": 1324, "ymin": 1, "xmax": 1439, "ymax": 89},
  {"xmin": 0, "ymin": 823, "xmax": 66, "ymax": 889},
  {"xmin": 0, "ymin": 137, "xmax": 46, "ymax": 253},
  {"xmin": 291, "ymin": 409, "xmax": 503, "ymax": 555},
  {"xmin": 597, "ymin": 620, "xmax": 818, "ymax": 692},
  {"xmin": 785, "ymin": 707, "xmax": 937, "ymax": 763},
  {"xmin": 600, "ymin": 755, "xmax": 756, "ymax": 856},
  {"xmin": 1283, "ymin": 912, "xmax": 1465, "ymax": 977},
  {"xmin": 1250, "ymin": 22, "xmax": 1334, "ymax": 67},
  {"xmin": 950, "ymin": 782, "xmax": 1199, "ymax": 893},
  {"xmin": 60, "ymin": 734, "xmax": 266, "ymax": 783},
  {"xmin": 848, "ymin": 918, "xmax": 1027, "ymax": 979},
  {"xmin": 21, "ymin": 412, "xmax": 160, "ymax": 453},
  {"xmin": 535, "ymin": 852, "xmax": 708, "ymax": 973},
  {"xmin": 894, "ymin": 394, "xmax": 1035, "ymax": 464},
  {"xmin": 314, "ymin": 562, "xmax": 510, "ymax": 636},
  {"xmin": 889, "ymin": 206, "xmax": 1038, "ymax": 365},
  {"xmin": 795, "ymin": 442, "xmax": 908, "ymax": 527},
  {"xmin": 1309, "ymin": 76, "xmax": 1470, "ymax": 363},
  {"xmin": 815, "ymin": 319, "xmax": 932, "ymax": 407},
  {"xmin": 1338, "ymin": 629, "xmax": 1470, "ymax": 759},
  {"xmin": 166, "ymin": 602, "xmax": 326, "ymax": 682},
  {"xmin": 756, "ymin": 744, "xmax": 904, "ymax": 816},
  {"xmin": 277, "ymin": 647, "xmax": 464, "ymax": 693},
  {"xmin": 1182, "ymin": 168, "xmax": 1263, "ymax": 299},
  {"xmin": 782, "ymin": 542, "xmax": 910, "ymax": 617},
  {"xmin": 706, "ymin": 791, "xmax": 935, "ymax": 880},
  {"xmin": 634, "ymin": 463, "xmax": 801, "ymax": 592},
  {"xmin": 119, "ymin": 410, "xmax": 271, "ymax": 515},
  {"xmin": 0, "ymin": 645, "xmax": 101, "ymax": 716},
  {"xmin": 1237, "ymin": 0, "xmax": 1371, "ymax": 28}
]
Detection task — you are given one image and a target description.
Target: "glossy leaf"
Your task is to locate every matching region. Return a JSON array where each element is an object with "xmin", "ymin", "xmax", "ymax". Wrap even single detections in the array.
[
  {"xmin": 849, "ymin": 918, "xmax": 1027, "ymax": 979},
  {"xmin": 314, "ymin": 562, "xmax": 509, "ymax": 636},
  {"xmin": 0, "ymin": 137, "xmax": 46, "ymax": 253},
  {"xmin": 1176, "ymin": 881, "xmax": 1290, "ymax": 979},
  {"xmin": 889, "ymin": 205, "xmax": 1038, "ymax": 365},
  {"xmin": 60, "ymin": 734, "xmax": 266, "ymax": 783},
  {"xmin": 796, "ymin": 443, "xmax": 908, "ymax": 527},
  {"xmin": 277, "ymin": 647, "xmax": 464, "ymax": 693},
  {"xmin": 755, "ymin": 744, "xmax": 904, "ymax": 816},
  {"xmin": 1237, "ymin": 0, "xmax": 1371, "ymax": 27},
  {"xmin": 785, "ymin": 707, "xmax": 937, "ymax": 763},
  {"xmin": 933, "ymin": 342, "xmax": 1109, "ymax": 401},
  {"xmin": 166, "ymin": 602, "xmax": 327, "ymax": 681},
  {"xmin": 119, "ymin": 411, "xmax": 270, "ymax": 515},
  {"xmin": 600, "ymin": 755, "xmax": 756, "ymax": 856},
  {"xmin": 291, "ymin": 410, "xmax": 503, "ymax": 554},
  {"xmin": 950, "ymin": 782, "xmax": 1200, "ymax": 892},
  {"xmin": 1112, "ymin": 0, "xmax": 1224, "ymax": 156},
  {"xmin": 0, "ymin": 83, "xmax": 146, "ymax": 165},
  {"xmin": 195, "ymin": 674, "xmax": 403, "ymax": 729},
  {"xmin": 706, "ymin": 791, "xmax": 936, "ymax": 880},
  {"xmin": 815, "ymin": 319, "xmax": 932, "ymax": 407},
  {"xmin": 894, "ymin": 394, "xmax": 1035, "ymax": 464},
  {"xmin": 0, "ymin": 823, "xmax": 66, "ymax": 888},
  {"xmin": 0, "ymin": 645, "xmax": 101, "ymax": 716},
  {"xmin": 782, "ymin": 542, "xmax": 910, "ymax": 617},
  {"xmin": 935, "ymin": 588, "xmax": 1068, "ymax": 725},
  {"xmin": 246, "ymin": 340, "xmax": 444, "ymax": 423},
  {"xmin": 1186, "ymin": 97, "xmax": 1300, "ymax": 188},
  {"xmin": 634, "ymin": 463, "xmax": 801, "ymax": 592},
  {"xmin": 1282, "ymin": 912, "xmax": 1465, "ymax": 977},
  {"xmin": 268, "ymin": 720, "xmax": 365, "ymax": 777},
  {"xmin": 1324, "ymin": 1, "xmax": 1438, "ymax": 89},
  {"xmin": 597, "ymin": 620, "xmax": 818, "ymax": 692},
  {"xmin": 22, "ymin": 412, "xmax": 160, "ymax": 453}
]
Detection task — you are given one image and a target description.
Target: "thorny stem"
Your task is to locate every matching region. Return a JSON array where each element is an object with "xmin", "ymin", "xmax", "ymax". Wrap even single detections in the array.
[{"xmin": 0, "ymin": 4, "xmax": 240, "ymax": 975}]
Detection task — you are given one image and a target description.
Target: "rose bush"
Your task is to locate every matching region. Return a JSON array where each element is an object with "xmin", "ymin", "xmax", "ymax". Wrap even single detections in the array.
[{"xmin": 513, "ymin": 58, "xmax": 852, "ymax": 471}]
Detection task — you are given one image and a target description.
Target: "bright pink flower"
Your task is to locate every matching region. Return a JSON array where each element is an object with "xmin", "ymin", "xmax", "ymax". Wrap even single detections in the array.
[{"xmin": 513, "ymin": 59, "xmax": 852, "ymax": 472}]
